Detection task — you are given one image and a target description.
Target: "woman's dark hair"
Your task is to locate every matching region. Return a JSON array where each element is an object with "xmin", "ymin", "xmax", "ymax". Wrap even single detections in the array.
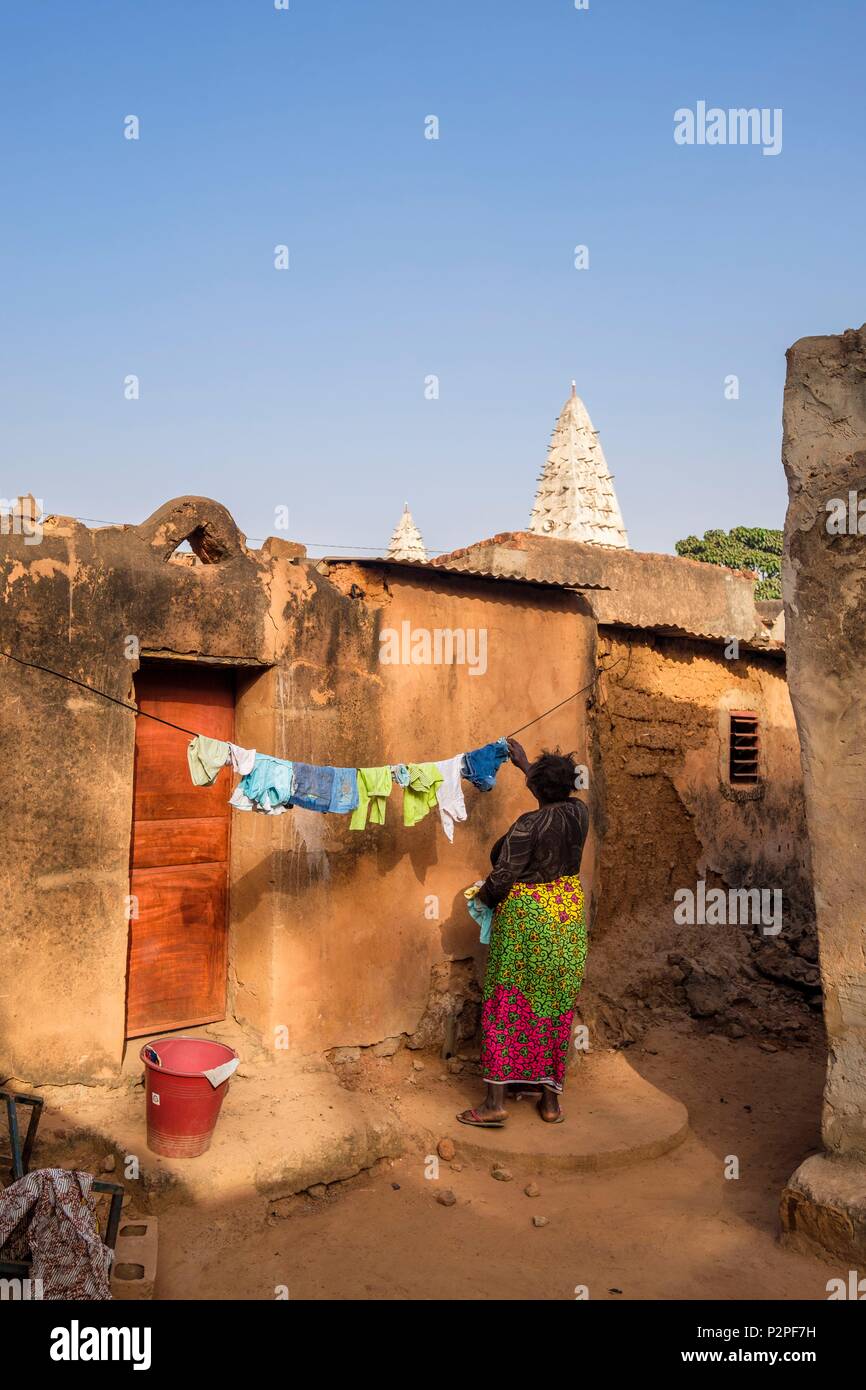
[{"xmin": 525, "ymin": 748, "xmax": 577, "ymax": 804}]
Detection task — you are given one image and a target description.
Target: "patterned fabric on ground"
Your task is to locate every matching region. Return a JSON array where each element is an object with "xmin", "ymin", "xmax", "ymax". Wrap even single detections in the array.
[
  {"xmin": 461, "ymin": 737, "xmax": 510, "ymax": 792},
  {"xmin": 230, "ymin": 755, "xmax": 294, "ymax": 814},
  {"xmin": 480, "ymin": 875, "xmax": 587, "ymax": 1092},
  {"xmin": 0, "ymin": 1169, "xmax": 113, "ymax": 1300},
  {"xmin": 187, "ymin": 735, "xmax": 230, "ymax": 786},
  {"xmin": 350, "ymin": 767, "xmax": 393, "ymax": 830},
  {"xmin": 403, "ymin": 762, "xmax": 444, "ymax": 827}
]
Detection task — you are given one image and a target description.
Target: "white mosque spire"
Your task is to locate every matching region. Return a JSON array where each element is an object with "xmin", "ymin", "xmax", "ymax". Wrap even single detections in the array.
[
  {"xmin": 387, "ymin": 502, "xmax": 427, "ymax": 561},
  {"xmin": 529, "ymin": 385, "xmax": 629, "ymax": 548}
]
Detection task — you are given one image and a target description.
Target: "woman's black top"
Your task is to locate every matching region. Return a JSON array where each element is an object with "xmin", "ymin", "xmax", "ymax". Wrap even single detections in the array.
[{"xmin": 477, "ymin": 799, "xmax": 589, "ymax": 908}]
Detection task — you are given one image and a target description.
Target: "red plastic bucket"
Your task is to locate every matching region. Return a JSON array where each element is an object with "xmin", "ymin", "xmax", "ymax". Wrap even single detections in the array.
[{"xmin": 140, "ymin": 1037, "xmax": 238, "ymax": 1158}]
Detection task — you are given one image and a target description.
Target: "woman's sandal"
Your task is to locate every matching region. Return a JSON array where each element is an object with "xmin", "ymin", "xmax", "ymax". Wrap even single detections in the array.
[
  {"xmin": 457, "ymin": 1107, "xmax": 507, "ymax": 1128},
  {"xmin": 536, "ymin": 1099, "xmax": 565, "ymax": 1124}
]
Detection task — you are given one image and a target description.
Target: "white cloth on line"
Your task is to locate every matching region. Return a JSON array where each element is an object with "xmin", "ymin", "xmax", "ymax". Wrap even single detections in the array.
[
  {"xmin": 228, "ymin": 785, "xmax": 291, "ymax": 815},
  {"xmin": 435, "ymin": 754, "xmax": 467, "ymax": 843},
  {"xmin": 227, "ymin": 743, "xmax": 256, "ymax": 775}
]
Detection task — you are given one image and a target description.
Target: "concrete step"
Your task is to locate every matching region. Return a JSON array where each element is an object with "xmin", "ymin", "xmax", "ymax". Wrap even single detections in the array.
[
  {"xmin": 398, "ymin": 1052, "xmax": 689, "ymax": 1174},
  {"xmin": 32, "ymin": 1059, "xmax": 404, "ymax": 1209}
]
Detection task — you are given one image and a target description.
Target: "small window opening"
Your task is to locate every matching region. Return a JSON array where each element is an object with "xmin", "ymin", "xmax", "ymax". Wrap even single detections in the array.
[{"xmin": 729, "ymin": 711, "xmax": 760, "ymax": 784}]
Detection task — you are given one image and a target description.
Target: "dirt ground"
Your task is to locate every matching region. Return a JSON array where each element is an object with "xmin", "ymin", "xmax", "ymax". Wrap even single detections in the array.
[{"xmin": 154, "ymin": 1025, "xmax": 835, "ymax": 1301}]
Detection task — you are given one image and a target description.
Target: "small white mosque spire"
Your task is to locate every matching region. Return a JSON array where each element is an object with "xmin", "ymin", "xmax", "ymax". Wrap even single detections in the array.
[
  {"xmin": 387, "ymin": 502, "xmax": 427, "ymax": 562},
  {"xmin": 529, "ymin": 385, "xmax": 629, "ymax": 549}
]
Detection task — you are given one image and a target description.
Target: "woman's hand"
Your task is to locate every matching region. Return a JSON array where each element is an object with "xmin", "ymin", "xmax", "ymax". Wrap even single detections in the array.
[{"xmin": 506, "ymin": 737, "xmax": 531, "ymax": 774}]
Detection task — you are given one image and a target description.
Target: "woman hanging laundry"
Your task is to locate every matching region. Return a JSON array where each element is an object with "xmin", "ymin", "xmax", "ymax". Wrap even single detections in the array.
[{"xmin": 458, "ymin": 738, "xmax": 589, "ymax": 1128}]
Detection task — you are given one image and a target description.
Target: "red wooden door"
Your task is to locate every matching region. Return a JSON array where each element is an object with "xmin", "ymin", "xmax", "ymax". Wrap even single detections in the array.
[{"xmin": 126, "ymin": 664, "xmax": 235, "ymax": 1038}]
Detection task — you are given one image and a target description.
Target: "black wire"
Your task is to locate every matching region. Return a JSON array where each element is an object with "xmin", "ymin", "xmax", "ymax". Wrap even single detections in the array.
[
  {"xmin": 0, "ymin": 647, "xmax": 625, "ymax": 749},
  {"xmin": 506, "ymin": 654, "xmax": 624, "ymax": 738},
  {"xmin": 0, "ymin": 649, "xmax": 200, "ymax": 737}
]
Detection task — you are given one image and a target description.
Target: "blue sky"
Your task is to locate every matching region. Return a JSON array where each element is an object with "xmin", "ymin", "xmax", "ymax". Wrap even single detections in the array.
[{"xmin": 1, "ymin": 0, "xmax": 862, "ymax": 556}]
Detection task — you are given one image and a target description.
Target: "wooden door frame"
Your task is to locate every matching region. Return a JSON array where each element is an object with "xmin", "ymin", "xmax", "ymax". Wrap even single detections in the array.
[{"xmin": 124, "ymin": 656, "xmax": 239, "ymax": 1041}]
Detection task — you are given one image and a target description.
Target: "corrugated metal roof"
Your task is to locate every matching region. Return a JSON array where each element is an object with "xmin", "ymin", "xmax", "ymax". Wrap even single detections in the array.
[{"xmin": 316, "ymin": 554, "xmax": 609, "ymax": 591}]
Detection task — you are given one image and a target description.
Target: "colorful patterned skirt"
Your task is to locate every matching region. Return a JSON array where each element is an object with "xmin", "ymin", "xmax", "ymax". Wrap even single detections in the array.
[{"xmin": 480, "ymin": 875, "xmax": 587, "ymax": 1093}]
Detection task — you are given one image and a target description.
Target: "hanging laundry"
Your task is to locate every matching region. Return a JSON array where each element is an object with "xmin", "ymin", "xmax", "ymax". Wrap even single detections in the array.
[
  {"xmin": 350, "ymin": 767, "xmax": 393, "ymax": 830},
  {"xmin": 227, "ymin": 742, "xmax": 256, "ymax": 775},
  {"xmin": 435, "ymin": 754, "xmax": 467, "ymax": 842},
  {"xmin": 391, "ymin": 764, "xmax": 410, "ymax": 787},
  {"xmin": 403, "ymin": 762, "xmax": 444, "ymax": 827},
  {"xmin": 286, "ymin": 763, "xmax": 333, "ymax": 812},
  {"xmin": 187, "ymin": 735, "xmax": 230, "ymax": 787},
  {"xmin": 230, "ymin": 755, "xmax": 294, "ymax": 814},
  {"xmin": 461, "ymin": 736, "xmax": 510, "ymax": 792},
  {"xmin": 328, "ymin": 767, "xmax": 360, "ymax": 814}
]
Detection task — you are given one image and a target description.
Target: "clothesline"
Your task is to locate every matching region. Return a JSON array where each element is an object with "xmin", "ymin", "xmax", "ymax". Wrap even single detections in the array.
[{"xmin": 0, "ymin": 646, "xmax": 623, "ymax": 749}]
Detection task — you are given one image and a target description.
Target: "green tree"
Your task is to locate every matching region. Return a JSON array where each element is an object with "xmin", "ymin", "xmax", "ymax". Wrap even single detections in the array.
[{"xmin": 674, "ymin": 526, "xmax": 782, "ymax": 600}]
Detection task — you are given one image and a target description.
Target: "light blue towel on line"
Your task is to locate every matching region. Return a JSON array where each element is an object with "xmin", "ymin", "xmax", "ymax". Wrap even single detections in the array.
[{"xmin": 233, "ymin": 755, "xmax": 295, "ymax": 812}]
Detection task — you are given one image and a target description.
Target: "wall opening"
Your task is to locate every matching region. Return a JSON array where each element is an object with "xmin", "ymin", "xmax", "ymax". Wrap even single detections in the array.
[{"xmin": 729, "ymin": 710, "xmax": 760, "ymax": 785}]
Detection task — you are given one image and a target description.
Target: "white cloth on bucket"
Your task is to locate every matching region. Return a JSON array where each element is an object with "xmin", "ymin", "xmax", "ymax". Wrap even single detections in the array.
[{"xmin": 202, "ymin": 1058, "xmax": 240, "ymax": 1088}]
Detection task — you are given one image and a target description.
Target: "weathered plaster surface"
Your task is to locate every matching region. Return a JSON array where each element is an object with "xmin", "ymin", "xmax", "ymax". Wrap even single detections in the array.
[
  {"xmin": 782, "ymin": 324, "xmax": 866, "ymax": 1157},
  {"xmin": 0, "ymin": 493, "xmax": 813, "ymax": 1092},
  {"xmin": 584, "ymin": 630, "xmax": 815, "ymax": 1048}
]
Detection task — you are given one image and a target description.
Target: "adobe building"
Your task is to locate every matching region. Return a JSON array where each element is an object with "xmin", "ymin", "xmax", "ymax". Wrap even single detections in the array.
[{"xmin": 0, "ymin": 387, "xmax": 818, "ymax": 1209}]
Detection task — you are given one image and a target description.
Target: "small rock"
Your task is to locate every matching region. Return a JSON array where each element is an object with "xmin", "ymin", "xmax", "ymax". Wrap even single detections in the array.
[
  {"xmin": 437, "ymin": 1137, "xmax": 456, "ymax": 1161},
  {"xmin": 436, "ymin": 1189, "xmax": 457, "ymax": 1207},
  {"xmin": 450, "ymin": 1162, "xmax": 463, "ymax": 1173},
  {"xmin": 308, "ymin": 1184, "xmax": 328, "ymax": 1199},
  {"xmin": 412, "ymin": 1060, "xmax": 425, "ymax": 1071},
  {"xmin": 491, "ymin": 1166, "xmax": 513, "ymax": 1183},
  {"xmin": 524, "ymin": 1182, "xmax": 540, "ymax": 1198},
  {"xmin": 100, "ymin": 1154, "xmax": 116, "ymax": 1173},
  {"xmin": 372, "ymin": 1037, "xmax": 401, "ymax": 1058},
  {"xmin": 727, "ymin": 1022, "xmax": 746, "ymax": 1039},
  {"xmin": 759, "ymin": 1041, "xmax": 779, "ymax": 1053},
  {"xmin": 391, "ymin": 1182, "xmax": 401, "ymax": 1191},
  {"xmin": 532, "ymin": 1216, "xmax": 549, "ymax": 1228},
  {"xmin": 446, "ymin": 1058, "xmax": 463, "ymax": 1075}
]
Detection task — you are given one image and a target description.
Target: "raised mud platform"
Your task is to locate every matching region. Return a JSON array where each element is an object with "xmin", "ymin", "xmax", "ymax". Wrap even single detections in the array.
[{"xmin": 399, "ymin": 1051, "xmax": 690, "ymax": 1173}]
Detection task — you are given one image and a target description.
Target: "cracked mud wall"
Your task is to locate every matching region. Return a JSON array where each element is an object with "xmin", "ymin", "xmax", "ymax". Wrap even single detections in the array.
[
  {"xmin": 584, "ymin": 628, "xmax": 816, "ymax": 1050},
  {"xmin": 0, "ymin": 503, "xmax": 597, "ymax": 1084},
  {"xmin": 0, "ymin": 501, "xmax": 276, "ymax": 1084},
  {"xmin": 783, "ymin": 323, "xmax": 866, "ymax": 1157},
  {"xmin": 236, "ymin": 563, "xmax": 597, "ymax": 1058}
]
